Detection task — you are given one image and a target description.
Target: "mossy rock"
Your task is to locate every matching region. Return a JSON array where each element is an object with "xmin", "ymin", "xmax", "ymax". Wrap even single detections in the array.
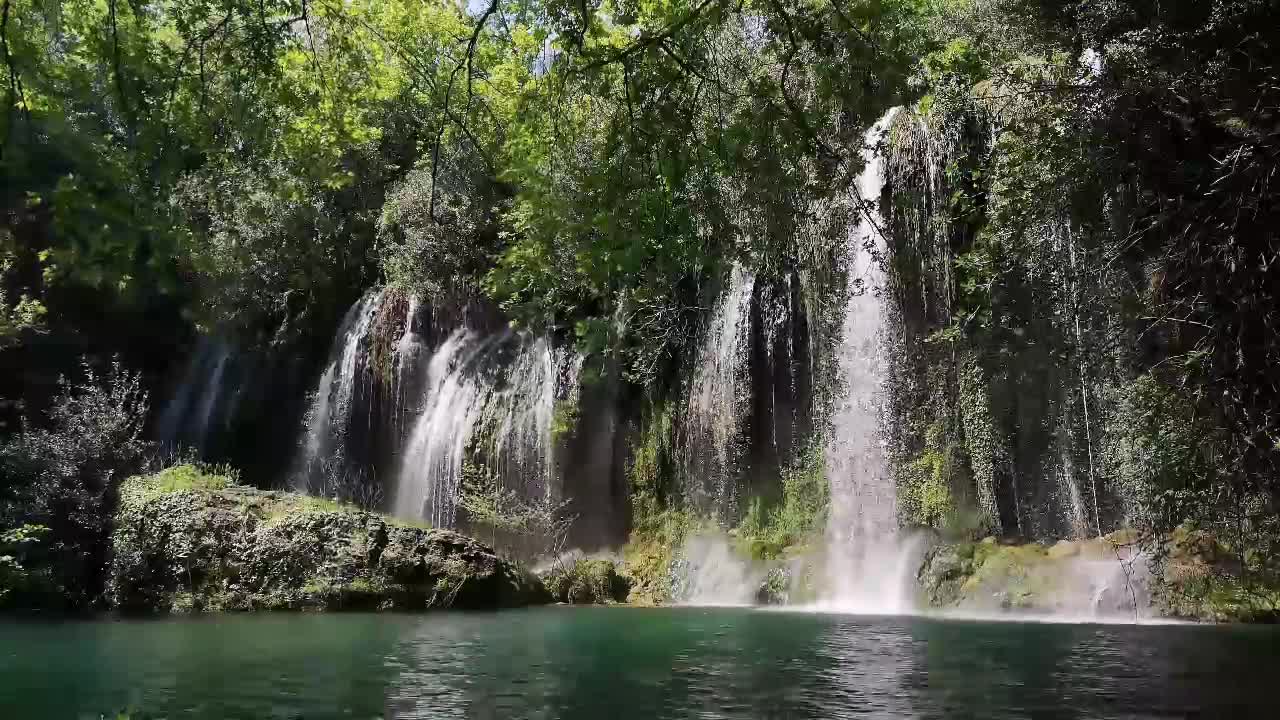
[
  {"xmin": 107, "ymin": 465, "xmax": 549, "ymax": 613},
  {"xmin": 756, "ymin": 566, "xmax": 790, "ymax": 605},
  {"xmin": 540, "ymin": 559, "xmax": 630, "ymax": 604},
  {"xmin": 1156, "ymin": 571, "xmax": 1280, "ymax": 623},
  {"xmin": 918, "ymin": 539, "xmax": 1091, "ymax": 612},
  {"xmin": 917, "ymin": 544, "xmax": 977, "ymax": 606},
  {"xmin": 919, "ymin": 527, "xmax": 1280, "ymax": 622},
  {"xmin": 1155, "ymin": 524, "xmax": 1280, "ymax": 622}
]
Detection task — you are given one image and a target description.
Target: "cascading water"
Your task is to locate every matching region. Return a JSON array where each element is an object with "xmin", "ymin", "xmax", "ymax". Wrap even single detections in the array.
[
  {"xmin": 818, "ymin": 109, "xmax": 923, "ymax": 614},
  {"xmin": 680, "ymin": 265, "xmax": 755, "ymax": 520},
  {"xmin": 294, "ymin": 290, "xmax": 384, "ymax": 487},
  {"xmin": 391, "ymin": 297, "xmax": 427, "ymax": 440},
  {"xmin": 158, "ymin": 337, "xmax": 238, "ymax": 455},
  {"xmin": 393, "ymin": 329, "xmax": 574, "ymax": 528},
  {"xmin": 393, "ymin": 330, "xmax": 497, "ymax": 526},
  {"xmin": 491, "ymin": 335, "xmax": 564, "ymax": 500},
  {"xmin": 669, "ymin": 534, "xmax": 764, "ymax": 606},
  {"xmin": 1054, "ymin": 218, "xmax": 1104, "ymax": 540}
]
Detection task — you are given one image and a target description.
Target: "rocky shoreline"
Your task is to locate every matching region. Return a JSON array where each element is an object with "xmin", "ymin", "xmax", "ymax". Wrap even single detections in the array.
[{"xmin": 97, "ymin": 467, "xmax": 1276, "ymax": 623}]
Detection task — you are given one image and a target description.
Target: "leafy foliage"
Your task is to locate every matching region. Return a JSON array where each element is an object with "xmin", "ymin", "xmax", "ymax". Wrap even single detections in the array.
[
  {"xmin": 0, "ymin": 361, "xmax": 151, "ymax": 608},
  {"xmin": 880, "ymin": 0, "xmax": 1280, "ymax": 573},
  {"xmin": 0, "ymin": 523, "xmax": 47, "ymax": 601},
  {"xmin": 456, "ymin": 459, "xmax": 577, "ymax": 559},
  {"xmin": 735, "ymin": 445, "xmax": 829, "ymax": 559}
]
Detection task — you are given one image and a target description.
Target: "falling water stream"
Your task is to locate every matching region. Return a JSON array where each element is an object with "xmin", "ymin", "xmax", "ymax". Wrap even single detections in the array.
[
  {"xmin": 293, "ymin": 290, "xmax": 384, "ymax": 486},
  {"xmin": 253, "ymin": 116, "xmax": 1142, "ymax": 621},
  {"xmin": 392, "ymin": 329, "xmax": 572, "ymax": 528},
  {"xmin": 157, "ymin": 338, "xmax": 239, "ymax": 456},
  {"xmin": 194, "ymin": 104, "xmax": 1153, "ymax": 620},
  {"xmin": 817, "ymin": 109, "xmax": 924, "ymax": 614},
  {"xmin": 679, "ymin": 265, "xmax": 756, "ymax": 521}
]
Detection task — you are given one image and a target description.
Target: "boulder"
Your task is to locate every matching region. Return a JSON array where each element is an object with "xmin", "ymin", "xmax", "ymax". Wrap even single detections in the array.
[{"xmin": 107, "ymin": 466, "xmax": 548, "ymax": 613}]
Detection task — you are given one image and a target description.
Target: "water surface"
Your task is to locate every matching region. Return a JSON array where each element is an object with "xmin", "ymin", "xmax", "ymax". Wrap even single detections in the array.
[{"xmin": 1, "ymin": 607, "xmax": 1275, "ymax": 718}]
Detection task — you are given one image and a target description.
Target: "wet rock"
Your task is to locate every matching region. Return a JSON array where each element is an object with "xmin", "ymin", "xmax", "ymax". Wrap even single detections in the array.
[
  {"xmin": 917, "ymin": 544, "xmax": 973, "ymax": 606},
  {"xmin": 756, "ymin": 566, "xmax": 790, "ymax": 605}
]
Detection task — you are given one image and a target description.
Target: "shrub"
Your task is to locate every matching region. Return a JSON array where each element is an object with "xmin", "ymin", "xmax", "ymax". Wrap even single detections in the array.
[
  {"xmin": 542, "ymin": 558, "xmax": 630, "ymax": 604},
  {"xmin": 0, "ymin": 360, "xmax": 151, "ymax": 609},
  {"xmin": 736, "ymin": 447, "xmax": 829, "ymax": 560}
]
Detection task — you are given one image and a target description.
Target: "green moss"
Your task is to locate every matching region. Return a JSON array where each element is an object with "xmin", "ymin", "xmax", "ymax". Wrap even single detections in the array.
[
  {"xmin": 920, "ymin": 538, "xmax": 1069, "ymax": 610},
  {"xmin": 899, "ymin": 420, "xmax": 982, "ymax": 531},
  {"xmin": 1156, "ymin": 523, "xmax": 1280, "ymax": 622},
  {"xmin": 901, "ymin": 450, "xmax": 954, "ymax": 526},
  {"xmin": 627, "ymin": 401, "xmax": 674, "ymax": 527},
  {"xmin": 621, "ymin": 509, "xmax": 703, "ymax": 604},
  {"xmin": 960, "ymin": 543, "xmax": 1055, "ymax": 608},
  {"xmin": 550, "ymin": 399, "xmax": 579, "ymax": 442},
  {"xmin": 291, "ymin": 496, "xmax": 349, "ymax": 514},
  {"xmin": 1162, "ymin": 573, "xmax": 1280, "ymax": 623},
  {"xmin": 130, "ymin": 464, "xmax": 234, "ymax": 498}
]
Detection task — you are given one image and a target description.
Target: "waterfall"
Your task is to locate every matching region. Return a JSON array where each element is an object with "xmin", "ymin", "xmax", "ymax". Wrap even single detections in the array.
[
  {"xmin": 193, "ymin": 350, "xmax": 230, "ymax": 446},
  {"xmin": 158, "ymin": 337, "xmax": 238, "ymax": 456},
  {"xmin": 393, "ymin": 329, "xmax": 572, "ymax": 528},
  {"xmin": 818, "ymin": 109, "xmax": 922, "ymax": 614},
  {"xmin": 392, "ymin": 330, "xmax": 496, "ymax": 527},
  {"xmin": 391, "ymin": 296, "xmax": 427, "ymax": 440},
  {"xmin": 294, "ymin": 290, "xmax": 384, "ymax": 488},
  {"xmin": 680, "ymin": 265, "xmax": 755, "ymax": 520}
]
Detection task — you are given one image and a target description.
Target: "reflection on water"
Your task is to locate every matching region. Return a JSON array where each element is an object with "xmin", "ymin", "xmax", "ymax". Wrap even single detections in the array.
[{"xmin": 1, "ymin": 608, "xmax": 1277, "ymax": 719}]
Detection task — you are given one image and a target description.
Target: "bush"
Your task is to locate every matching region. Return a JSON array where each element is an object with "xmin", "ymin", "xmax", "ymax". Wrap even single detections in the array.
[
  {"xmin": 0, "ymin": 524, "xmax": 49, "ymax": 603},
  {"xmin": 0, "ymin": 361, "xmax": 151, "ymax": 609},
  {"xmin": 542, "ymin": 558, "xmax": 630, "ymax": 604},
  {"xmin": 735, "ymin": 448, "xmax": 829, "ymax": 560}
]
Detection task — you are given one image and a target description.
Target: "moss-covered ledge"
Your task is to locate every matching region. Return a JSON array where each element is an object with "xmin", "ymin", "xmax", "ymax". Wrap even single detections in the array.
[
  {"xmin": 106, "ymin": 465, "xmax": 549, "ymax": 613},
  {"xmin": 916, "ymin": 528, "xmax": 1280, "ymax": 623}
]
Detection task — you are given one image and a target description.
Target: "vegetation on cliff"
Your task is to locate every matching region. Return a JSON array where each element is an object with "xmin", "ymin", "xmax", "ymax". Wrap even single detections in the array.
[
  {"xmin": 540, "ymin": 557, "xmax": 631, "ymax": 605},
  {"xmin": 875, "ymin": 0, "xmax": 1280, "ymax": 609}
]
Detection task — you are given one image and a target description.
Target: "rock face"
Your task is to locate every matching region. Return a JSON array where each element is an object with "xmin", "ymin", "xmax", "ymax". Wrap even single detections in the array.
[
  {"xmin": 107, "ymin": 466, "xmax": 548, "ymax": 612},
  {"xmin": 915, "ymin": 529, "xmax": 1280, "ymax": 622},
  {"xmin": 916, "ymin": 534, "xmax": 1152, "ymax": 618}
]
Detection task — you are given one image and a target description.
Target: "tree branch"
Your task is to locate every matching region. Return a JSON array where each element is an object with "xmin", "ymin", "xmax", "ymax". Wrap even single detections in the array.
[
  {"xmin": 573, "ymin": 0, "xmax": 719, "ymax": 74},
  {"xmin": 1, "ymin": 0, "xmax": 31, "ymax": 159},
  {"xmin": 431, "ymin": 0, "xmax": 498, "ymax": 222},
  {"xmin": 107, "ymin": 0, "xmax": 137, "ymax": 140}
]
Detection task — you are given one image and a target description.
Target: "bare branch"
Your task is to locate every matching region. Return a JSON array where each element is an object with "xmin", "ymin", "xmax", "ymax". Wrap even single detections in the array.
[{"xmin": 431, "ymin": 0, "xmax": 498, "ymax": 222}]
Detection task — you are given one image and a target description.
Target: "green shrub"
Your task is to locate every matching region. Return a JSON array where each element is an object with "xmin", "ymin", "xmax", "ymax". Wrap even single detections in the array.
[
  {"xmin": 621, "ymin": 509, "xmax": 702, "ymax": 604},
  {"xmin": 0, "ymin": 362, "xmax": 151, "ymax": 609},
  {"xmin": 543, "ymin": 558, "xmax": 630, "ymax": 604},
  {"xmin": 734, "ymin": 447, "xmax": 828, "ymax": 560}
]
